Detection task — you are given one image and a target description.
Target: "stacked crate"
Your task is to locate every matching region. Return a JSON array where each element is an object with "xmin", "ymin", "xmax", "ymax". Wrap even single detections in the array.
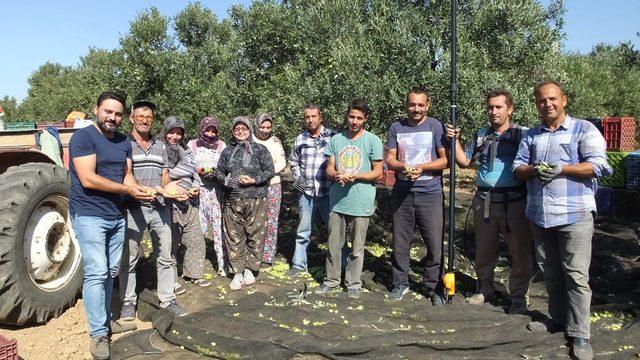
[{"xmin": 597, "ymin": 117, "xmax": 639, "ymax": 218}]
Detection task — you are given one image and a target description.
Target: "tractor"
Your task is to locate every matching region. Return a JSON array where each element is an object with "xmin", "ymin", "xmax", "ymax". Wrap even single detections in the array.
[{"xmin": 0, "ymin": 126, "xmax": 83, "ymax": 325}]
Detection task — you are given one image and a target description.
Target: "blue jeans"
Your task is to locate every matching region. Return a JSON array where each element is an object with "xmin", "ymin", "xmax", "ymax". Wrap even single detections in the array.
[
  {"xmin": 72, "ymin": 215, "xmax": 125, "ymax": 338},
  {"xmin": 291, "ymin": 193, "xmax": 330, "ymax": 270}
]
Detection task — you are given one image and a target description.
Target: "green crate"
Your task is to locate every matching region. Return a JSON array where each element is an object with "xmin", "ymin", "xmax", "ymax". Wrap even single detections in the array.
[
  {"xmin": 599, "ymin": 151, "xmax": 630, "ymax": 188},
  {"xmin": 4, "ymin": 121, "xmax": 36, "ymax": 130}
]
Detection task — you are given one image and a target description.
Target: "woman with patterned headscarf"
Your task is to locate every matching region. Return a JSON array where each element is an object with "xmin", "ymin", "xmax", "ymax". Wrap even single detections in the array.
[
  {"xmin": 187, "ymin": 117, "xmax": 228, "ymax": 277},
  {"xmin": 215, "ymin": 116, "xmax": 275, "ymax": 290},
  {"xmin": 161, "ymin": 116, "xmax": 210, "ymax": 288},
  {"xmin": 253, "ymin": 113, "xmax": 286, "ymax": 266}
]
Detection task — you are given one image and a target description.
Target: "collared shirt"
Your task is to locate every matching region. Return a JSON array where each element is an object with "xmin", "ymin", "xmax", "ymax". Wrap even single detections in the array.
[
  {"xmin": 512, "ymin": 115, "xmax": 612, "ymax": 228},
  {"xmin": 128, "ymin": 134, "xmax": 167, "ymax": 206},
  {"xmin": 289, "ymin": 126, "xmax": 336, "ymax": 197},
  {"xmin": 464, "ymin": 123, "xmax": 526, "ymax": 188}
]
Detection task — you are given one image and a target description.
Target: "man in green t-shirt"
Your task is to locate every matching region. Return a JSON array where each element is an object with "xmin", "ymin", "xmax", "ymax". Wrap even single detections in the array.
[{"xmin": 316, "ymin": 99, "xmax": 383, "ymax": 299}]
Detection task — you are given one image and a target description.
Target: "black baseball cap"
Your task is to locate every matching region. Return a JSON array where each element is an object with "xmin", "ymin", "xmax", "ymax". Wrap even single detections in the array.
[{"xmin": 131, "ymin": 100, "xmax": 157, "ymax": 112}]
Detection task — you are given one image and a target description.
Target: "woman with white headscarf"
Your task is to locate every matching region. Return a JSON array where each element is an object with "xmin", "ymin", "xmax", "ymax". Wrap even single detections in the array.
[{"xmin": 253, "ymin": 113, "xmax": 286, "ymax": 266}]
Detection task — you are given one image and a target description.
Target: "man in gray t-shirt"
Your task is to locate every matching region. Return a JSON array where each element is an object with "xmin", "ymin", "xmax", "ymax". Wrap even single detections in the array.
[{"xmin": 384, "ymin": 87, "xmax": 448, "ymax": 304}]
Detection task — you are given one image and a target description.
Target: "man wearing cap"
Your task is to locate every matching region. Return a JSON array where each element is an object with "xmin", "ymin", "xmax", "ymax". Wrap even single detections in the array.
[
  {"xmin": 287, "ymin": 104, "xmax": 337, "ymax": 276},
  {"xmin": 446, "ymin": 89, "xmax": 533, "ymax": 314},
  {"xmin": 69, "ymin": 91, "xmax": 154, "ymax": 359},
  {"xmin": 119, "ymin": 100, "xmax": 188, "ymax": 321},
  {"xmin": 513, "ymin": 81, "xmax": 612, "ymax": 360}
]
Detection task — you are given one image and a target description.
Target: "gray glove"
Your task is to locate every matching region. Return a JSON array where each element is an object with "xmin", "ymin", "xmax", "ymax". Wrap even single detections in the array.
[{"xmin": 533, "ymin": 161, "xmax": 562, "ymax": 184}]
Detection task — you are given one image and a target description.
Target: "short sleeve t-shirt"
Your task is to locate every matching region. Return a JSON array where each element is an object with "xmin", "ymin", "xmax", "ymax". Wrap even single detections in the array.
[
  {"xmin": 325, "ymin": 130, "xmax": 383, "ymax": 217},
  {"xmin": 69, "ymin": 125, "xmax": 132, "ymax": 219},
  {"xmin": 385, "ymin": 117, "xmax": 445, "ymax": 193}
]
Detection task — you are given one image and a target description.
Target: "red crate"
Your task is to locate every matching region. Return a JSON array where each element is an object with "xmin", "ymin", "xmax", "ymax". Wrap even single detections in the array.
[
  {"xmin": 603, "ymin": 117, "xmax": 636, "ymax": 151},
  {"xmin": 376, "ymin": 167, "xmax": 396, "ymax": 187},
  {"xmin": 0, "ymin": 335, "xmax": 18, "ymax": 360}
]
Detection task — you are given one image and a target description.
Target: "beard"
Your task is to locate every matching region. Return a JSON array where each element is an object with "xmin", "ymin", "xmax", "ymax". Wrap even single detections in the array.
[{"xmin": 96, "ymin": 118, "xmax": 118, "ymax": 134}]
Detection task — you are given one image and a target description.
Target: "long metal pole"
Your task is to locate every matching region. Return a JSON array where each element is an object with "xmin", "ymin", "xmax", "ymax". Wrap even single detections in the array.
[{"xmin": 447, "ymin": 0, "xmax": 457, "ymax": 274}]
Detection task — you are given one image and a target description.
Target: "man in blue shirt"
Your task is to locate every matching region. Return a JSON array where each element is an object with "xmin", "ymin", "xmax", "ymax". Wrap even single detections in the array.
[
  {"xmin": 69, "ymin": 91, "xmax": 154, "ymax": 360},
  {"xmin": 446, "ymin": 89, "xmax": 533, "ymax": 314},
  {"xmin": 513, "ymin": 81, "xmax": 612, "ymax": 360}
]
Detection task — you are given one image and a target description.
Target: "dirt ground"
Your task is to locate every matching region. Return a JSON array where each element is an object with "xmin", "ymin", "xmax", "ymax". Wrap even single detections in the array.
[{"xmin": 1, "ymin": 172, "xmax": 638, "ymax": 359}]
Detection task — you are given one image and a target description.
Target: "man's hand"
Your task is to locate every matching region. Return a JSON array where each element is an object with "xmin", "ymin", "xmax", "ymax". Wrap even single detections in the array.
[
  {"xmin": 335, "ymin": 172, "xmax": 352, "ymax": 186},
  {"xmin": 533, "ymin": 161, "xmax": 562, "ymax": 184},
  {"xmin": 129, "ymin": 185, "xmax": 156, "ymax": 202},
  {"xmin": 445, "ymin": 124, "xmax": 460, "ymax": 140},
  {"xmin": 238, "ymin": 175, "xmax": 256, "ymax": 185},
  {"xmin": 402, "ymin": 164, "xmax": 422, "ymax": 181}
]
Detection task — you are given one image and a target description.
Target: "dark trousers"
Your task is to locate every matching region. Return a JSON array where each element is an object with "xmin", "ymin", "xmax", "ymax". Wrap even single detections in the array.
[{"xmin": 391, "ymin": 189, "xmax": 444, "ymax": 292}]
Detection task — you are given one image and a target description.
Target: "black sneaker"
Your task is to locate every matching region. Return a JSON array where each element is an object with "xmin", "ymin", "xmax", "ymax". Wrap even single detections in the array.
[
  {"xmin": 119, "ymin": 301, "xmax": 136, "ymax": 321},
  {"xmin": 508, "ymin": 300, "xmax": 528, "ymax": 315},
  {"xmin": 389, "ymin": 285, "xmax": 410, "ymax": 301},
  {"xmin": 571, "ymin": 337, "xmax": 593, "ymax": 360},
  {"xmin": 526, "ymin": 319, "xmax": 566, "ymax": 333},
  {"xmin": 315, "ymin": 283, "xmax": 340, "ymax": 295},
  {"xmin": 90, "ymin": 335, "xmax": 110, "ymax": 360},
  {"xmin": 347, "ymin": 288, "xmax": 360, "ymax": 299},
  {"xmin": 163, "ymin": 300, "xmax": 188, "ymax": 317},
  {"xmin": 431, "ymin": 290, "xmax": 447, "ymax": 306}
]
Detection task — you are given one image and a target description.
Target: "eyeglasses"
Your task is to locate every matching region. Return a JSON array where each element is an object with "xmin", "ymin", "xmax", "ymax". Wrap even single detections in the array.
[
  {"xmin": 233, "ymin": 127, "xmax": 249, "ymax": 133},
  {"xmin": 133, "ymin": 115, "xmax": 153, "ymax": 121}
]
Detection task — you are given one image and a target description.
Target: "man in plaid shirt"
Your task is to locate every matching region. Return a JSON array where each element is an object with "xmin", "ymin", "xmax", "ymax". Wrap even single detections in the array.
[
  {"xmin": 288, "ymin": 104, "xmax": 336, "ymax": 276},
  {"xmin": 513, "ymin": 81, "xmax": 612, "ymax": 360}
]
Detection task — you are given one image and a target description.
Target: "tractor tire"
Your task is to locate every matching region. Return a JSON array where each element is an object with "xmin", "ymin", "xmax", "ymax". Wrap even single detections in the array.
[{"xmin": 0, "ymin": 163, "xmax": 83, "ymax": 325}]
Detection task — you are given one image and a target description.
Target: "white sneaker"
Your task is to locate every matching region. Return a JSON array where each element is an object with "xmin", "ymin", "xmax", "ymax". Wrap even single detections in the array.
[
  {"xmin": 229, "ymin": 273, "xmax": 244, "ymax": 290},
  {"xmin": 243, "ymin": 269, "xmax": 256, "ymax": 285},
  {"xmin": 218, "ymin": 267, "xmax": 227, "ymax": 277}
]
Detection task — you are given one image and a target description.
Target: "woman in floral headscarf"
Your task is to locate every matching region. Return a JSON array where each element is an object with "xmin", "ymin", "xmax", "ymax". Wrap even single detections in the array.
[
  {"xmin": 253, "ymin": 113, "xmax": 286, "ymax": 266},
  {"xmin": 187, "ymin": 117, "xmax": 228, "ymax": 276},
  {"xmin": 215, "ymin": 116, "xmax": 274, "ymax": 290}
]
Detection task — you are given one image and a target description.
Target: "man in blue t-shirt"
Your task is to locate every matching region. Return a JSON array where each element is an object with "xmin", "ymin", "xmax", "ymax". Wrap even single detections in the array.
[
  {"xmin": 446, "ymin": 89, "xmax": 533, "ymax": 315},
  {"xmin": 385, "ymin": 87, "xmax": 448, "ymax": 304},
  {"xmin": 315, "ymin": 99, "xmax": 383, "ymax": 299},
  {"xmin": 69, "ymin": 91, "xmax": 155, "ymax": 360}
]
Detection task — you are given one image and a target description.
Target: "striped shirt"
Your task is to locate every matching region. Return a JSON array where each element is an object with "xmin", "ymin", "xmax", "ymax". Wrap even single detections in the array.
[
  {"xmin": 128, "ymin": 135, "xmax": 167, "ymax": 205},
  {"xmin": 167, "ymin": 147, "xmax": 200, "ymax": 190},
  {"xmin": 289, "ymin": 126, "xmax": 336, "ymax": 197},
  {"xmin": 512, "ymin": 116, "xmax": 612, "ymax": 228}
]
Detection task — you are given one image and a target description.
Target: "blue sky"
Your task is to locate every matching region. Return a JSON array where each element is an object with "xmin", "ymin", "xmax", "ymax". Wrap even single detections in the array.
[{"xmin": 1, "ymin": 0, "xmax": 638, "ymax": 102}]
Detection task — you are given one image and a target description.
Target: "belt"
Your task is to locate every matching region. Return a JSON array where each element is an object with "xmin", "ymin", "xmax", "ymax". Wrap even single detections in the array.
[{"xmin": 476, "ymin": 185, "xmax": 526, "ymax": 233}]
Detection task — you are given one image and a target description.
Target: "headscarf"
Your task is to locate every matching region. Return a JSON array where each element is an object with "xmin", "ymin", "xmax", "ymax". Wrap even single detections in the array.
[
  {"xmin": 254, "ymin": 113, "xmax": 273, "ymax": 141},
  {"xmin": 197, "ymin": 116, "xmax": 220, "ymax": 149},
  {"xmin": 161, "ymin": 116, "xmax": 186, "ymax": 168},
  {"xmin": 229, "ymin": 116, "xmax": 254, "ymax": 167}
]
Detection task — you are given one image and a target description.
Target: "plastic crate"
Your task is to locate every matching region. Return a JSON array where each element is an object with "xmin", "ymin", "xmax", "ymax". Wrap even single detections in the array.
[
  {"xmin": 599, "ymin": 151, "xmax": 630, "ymax": 188},
  {"xmin": 612, "ymin": 188, "xmax": 640, "ymax": 218},
  {"xmin": 626, "ymin": 151, "xmax": 640, "ymax": 190},
  {"xmin": 595, "ymin": 186, "xmax": 613, "ymax": 215},
  {"xmin": 0, "ymin": 334, "xmax": 18, "ymax": 360},
  {"xmin": 603, "ymin": 117, "xmax": 636, "ymax": 151},
  {"xmin": 4, "ymin": 121, "xmax": 36, "ymax": 130}
]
